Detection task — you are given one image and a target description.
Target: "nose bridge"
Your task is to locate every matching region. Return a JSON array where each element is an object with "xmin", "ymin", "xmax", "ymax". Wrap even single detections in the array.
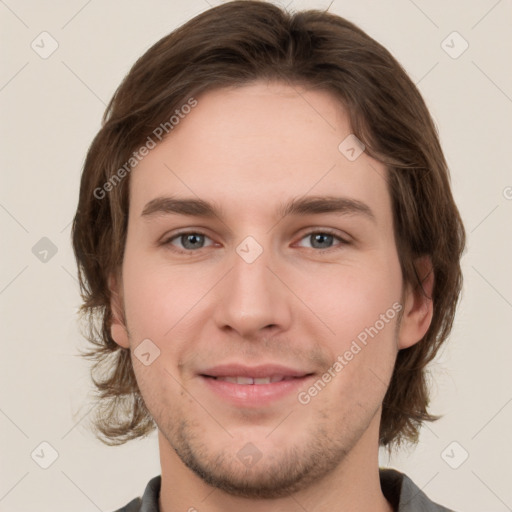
[{"xmin": 213, "ymin": 237, "xmax": 291, "ymax": 336}]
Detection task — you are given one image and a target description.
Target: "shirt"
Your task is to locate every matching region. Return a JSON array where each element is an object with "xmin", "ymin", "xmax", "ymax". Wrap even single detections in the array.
[{"xmin": 113, "ymin": 468, "xmax": 455, "ymax": 512}]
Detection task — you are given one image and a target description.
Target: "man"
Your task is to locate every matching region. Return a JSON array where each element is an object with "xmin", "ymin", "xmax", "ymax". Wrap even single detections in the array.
[{"xmin": 72, "ymin": 1, "xmax": 465, "ymax": 511}]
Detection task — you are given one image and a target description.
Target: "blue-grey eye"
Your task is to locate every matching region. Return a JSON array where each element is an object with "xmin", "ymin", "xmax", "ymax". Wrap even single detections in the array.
[{"xmin": 308, "ymin": 233, "xmax": 334, "ymax": 249}]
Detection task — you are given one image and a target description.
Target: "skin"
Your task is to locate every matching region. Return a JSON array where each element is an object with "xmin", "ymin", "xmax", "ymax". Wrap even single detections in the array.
[{"xmin": 109, "ymin": 81, "xmax": 434, "ymax": 512}]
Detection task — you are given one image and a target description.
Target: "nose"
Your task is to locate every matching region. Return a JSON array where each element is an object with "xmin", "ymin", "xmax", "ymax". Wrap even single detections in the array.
[{"xmin": 212, "ymin": 242, "xmax": 292, "ymax": 339}]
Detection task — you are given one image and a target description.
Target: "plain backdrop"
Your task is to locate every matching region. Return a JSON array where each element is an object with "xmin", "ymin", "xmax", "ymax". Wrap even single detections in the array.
[{"xmin": 1, "ymin": 1, "xmax": 511, "ymax": 511}]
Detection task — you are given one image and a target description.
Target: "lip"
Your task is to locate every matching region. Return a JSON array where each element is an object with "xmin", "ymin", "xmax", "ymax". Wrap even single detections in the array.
[
  {"xmin": 200, "ymin": 363, "xmax": 311, "ymax": 379},
  {"xmin": 199, "ymin": 364, "xmax": 315, "ymax": 407}
]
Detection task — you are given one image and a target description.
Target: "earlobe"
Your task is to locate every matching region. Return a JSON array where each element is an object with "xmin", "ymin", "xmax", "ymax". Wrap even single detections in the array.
[
  {"xmin": 397, "ymin": 255, "xmax": 434, "ymax": 350},
  {"xmin": 108, "ymin": 273, "xmax": 130, "ymax": 349}
]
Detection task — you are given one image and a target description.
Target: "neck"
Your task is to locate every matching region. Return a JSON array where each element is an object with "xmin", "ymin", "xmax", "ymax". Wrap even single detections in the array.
[{"xmin": 158, "ymin": 414, "xmax": 394, "ymax": 512}]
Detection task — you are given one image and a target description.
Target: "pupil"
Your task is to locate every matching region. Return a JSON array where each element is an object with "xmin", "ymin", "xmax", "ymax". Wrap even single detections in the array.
[
  {"xmin": 183, "ymin": 234, "xmax": 203, "ymax": 249},
  {"xmin": 312, "ymin": 233, "xmax": 333, "ymax": 249}
]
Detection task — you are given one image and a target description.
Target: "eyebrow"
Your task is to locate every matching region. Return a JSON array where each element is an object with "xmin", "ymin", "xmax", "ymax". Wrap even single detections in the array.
[{"xmin": 141, "ymin": 195, "xmax": 376, "ymax": 223}]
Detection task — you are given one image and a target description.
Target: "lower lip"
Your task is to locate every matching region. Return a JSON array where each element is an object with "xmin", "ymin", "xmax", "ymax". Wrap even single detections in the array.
[{"xmin": 200, "ymin": 375, "xmax": 314, "ymax": 407}]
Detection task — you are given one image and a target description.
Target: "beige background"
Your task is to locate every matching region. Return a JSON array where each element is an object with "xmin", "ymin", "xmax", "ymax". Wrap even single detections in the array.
[{"xmin": 1, "ymin": 0, "xmax": 511, "ymax": 511}]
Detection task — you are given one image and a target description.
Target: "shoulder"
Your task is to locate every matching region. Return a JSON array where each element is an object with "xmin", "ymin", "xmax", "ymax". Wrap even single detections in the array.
[
  {"xmin": 380, "ymin": 468, "xmax": 457, "ymax": 512},
  {"xmin": 111, "ymin": 497, "xmax": 142, "ymax": 512},
  {"xmin": 110, "ymin": 475, "xmax": 161, "ymax": 512}
]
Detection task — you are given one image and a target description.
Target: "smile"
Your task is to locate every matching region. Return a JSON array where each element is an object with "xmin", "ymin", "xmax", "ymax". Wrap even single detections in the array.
[{"xmin": 211, "ymin": 375, "xmax": 298, "ymax": 384}]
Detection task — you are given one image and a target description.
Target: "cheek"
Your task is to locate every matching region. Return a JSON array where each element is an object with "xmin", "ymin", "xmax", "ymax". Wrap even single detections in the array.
[
  {"xmin": 121, "ymin": 246, "xmax": 213, "ymax": 341},
  {"xmin": 121, "ymin": 234, "xmax": 402, "ymax": 351},
  {"xmin": 304, "ymin": 260, "xmax": 402, "ymax": 340},
  {"xmin": 304, "ymin": 259, "xmax": 402, "ymax": 394}
]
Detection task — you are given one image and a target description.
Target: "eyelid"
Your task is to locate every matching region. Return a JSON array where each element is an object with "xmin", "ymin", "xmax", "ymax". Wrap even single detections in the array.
[
  {"xmin": 293, "ymin": 227, "xmax": 351, "ymax": 250},
  {"xmin": 161, "ymin": 227, "xmax": 351, "ymax": 254},
  {"xmin": 161, "ymin": 229, "xmax": 216, "ymax": 252}
]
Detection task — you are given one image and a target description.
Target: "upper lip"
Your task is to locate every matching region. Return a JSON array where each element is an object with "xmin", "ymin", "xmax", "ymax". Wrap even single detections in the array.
[{"xmin": 200, "ymin": 364, "xmax": 313, "ymax": 379}]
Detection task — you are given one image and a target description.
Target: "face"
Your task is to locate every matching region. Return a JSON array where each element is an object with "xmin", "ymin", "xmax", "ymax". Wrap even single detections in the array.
[{"xmin": 110, "ymin": 82, "xmax": 432, "ymax": 498}]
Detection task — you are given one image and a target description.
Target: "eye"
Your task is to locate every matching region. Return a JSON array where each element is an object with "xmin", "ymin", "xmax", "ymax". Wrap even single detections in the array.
[
  {"xmin": 161, "ymin": 229, "xmax": 349, "ymax": 254},
  {"xmin": 164, "ymin": 231, "xmax": 215, "ymax": 252},
  {"xmin": 296, "ymin": 230, "xmax": 349, "ymax": 251}
]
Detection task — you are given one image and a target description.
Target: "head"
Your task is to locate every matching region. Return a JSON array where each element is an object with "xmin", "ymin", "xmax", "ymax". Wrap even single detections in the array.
[{"xmin": 72, "ymin": 0, "xmax": 465, "ymax": 498}]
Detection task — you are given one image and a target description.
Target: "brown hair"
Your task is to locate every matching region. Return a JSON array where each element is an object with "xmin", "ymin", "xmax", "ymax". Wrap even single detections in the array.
[{"xmin": 72, "ymin": 0, "xmax": 466, "ymax": 448}]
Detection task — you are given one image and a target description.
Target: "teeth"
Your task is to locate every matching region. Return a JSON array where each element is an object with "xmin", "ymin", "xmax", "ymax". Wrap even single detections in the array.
[
  {"xmin": 237, "ymin": 377, "xmax": 254, "ymax": 385},
  {"xmin": 215, "ymin": 376, "xmax": 288, "ymax": 385},
  {"xmin": 221, "ymin": 377, "xmax": 239, "ymax": 384},
  {"xmin": 253, "ymin": 377, "xmax": 271, "ymax": 384}
]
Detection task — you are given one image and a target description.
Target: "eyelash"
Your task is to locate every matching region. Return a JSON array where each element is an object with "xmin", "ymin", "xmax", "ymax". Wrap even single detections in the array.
[{"xmin": 161, "ymin": 228, "xmax": 350, "ymax": 254}]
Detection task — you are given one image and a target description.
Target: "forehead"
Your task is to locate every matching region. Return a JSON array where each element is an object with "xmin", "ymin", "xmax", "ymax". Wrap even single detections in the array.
[{"xmin": 128, "ymin": 82, "xmax": 391, "ymax": 225}]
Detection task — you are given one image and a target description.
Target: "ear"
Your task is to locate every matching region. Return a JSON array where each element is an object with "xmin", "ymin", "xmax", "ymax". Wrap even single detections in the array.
[
  {"xmin": 397, "ymin": 255, "xmax": 434, "ymax": 350},
  {"xmin": 108, "ymin": 272, "xmax": 130, "ymax": 349}
]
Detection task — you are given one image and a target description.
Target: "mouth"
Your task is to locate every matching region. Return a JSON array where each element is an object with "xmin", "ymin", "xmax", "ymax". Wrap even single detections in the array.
[
  {"xmin": 198, "ymin": 364, "xmax": 315, "ymax": 406},
  {"xmin": 205, "ymin": 375, "xmax": 303, "ymax": 385}
]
